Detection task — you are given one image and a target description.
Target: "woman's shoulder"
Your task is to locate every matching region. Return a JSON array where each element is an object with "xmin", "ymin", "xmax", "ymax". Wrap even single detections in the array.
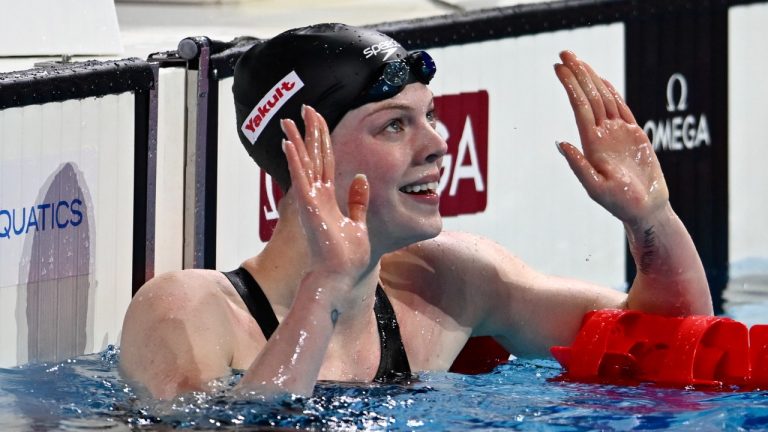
[
  {"xmin": 120, "ymin": 268, "xmax": 243, "ymax": 396},
  {"xmin": 381, "ymin": 232, "xmax": 530, "ymax": 330},
  {"xmin": 383, "ymin": 232, "xmax": 505, "ymax": 288},
  {"xmin": 128, "ymin": 268, "xmax": 237, "ymax": 318},
  {"xmin": 386, "ymin": 231, "xmax": 537, "ymax": 296},
  {"xmin": 398, "ymin": 231, "xmax": 521, "ymax": 265}
]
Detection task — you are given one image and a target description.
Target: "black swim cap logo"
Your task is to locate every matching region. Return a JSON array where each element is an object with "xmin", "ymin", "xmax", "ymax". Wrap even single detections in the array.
[
  {"xmin": 241, "ymin": 70, "xmax": 305, "ymax": 144},
  {"xmin": 363, "ymin": 40, "xmax": 401, "ymax": 61}
]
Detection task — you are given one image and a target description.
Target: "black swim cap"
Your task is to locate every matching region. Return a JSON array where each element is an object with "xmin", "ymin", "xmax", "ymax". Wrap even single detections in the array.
[{"xmin": 233, "ymin": 23, "xmax": 435, "ymax": 192}]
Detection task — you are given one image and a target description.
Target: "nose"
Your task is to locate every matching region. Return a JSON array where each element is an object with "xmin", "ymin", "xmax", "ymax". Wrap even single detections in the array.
[{"xmin": 421, "ymin": 124, "xmax": 448, "ymax": 164}]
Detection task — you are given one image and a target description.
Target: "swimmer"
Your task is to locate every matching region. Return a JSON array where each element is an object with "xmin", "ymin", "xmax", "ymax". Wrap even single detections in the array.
[{"xmin": 119, "ymin": 23, "xmax": 713, "ymax": 399}]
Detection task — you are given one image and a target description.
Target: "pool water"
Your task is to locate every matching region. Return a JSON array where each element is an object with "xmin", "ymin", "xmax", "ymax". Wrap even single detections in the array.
[{"xmin": 1, "ymin": 347, "xmax": 768, "ymax": 431}]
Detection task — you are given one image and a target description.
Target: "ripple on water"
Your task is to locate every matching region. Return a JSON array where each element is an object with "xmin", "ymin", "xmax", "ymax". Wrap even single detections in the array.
[{"xmin": 0, "ymin": 349, "xmax": 767, "ymax": 430}]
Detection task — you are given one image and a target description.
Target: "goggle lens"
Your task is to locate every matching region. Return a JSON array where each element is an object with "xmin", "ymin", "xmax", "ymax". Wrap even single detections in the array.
[
  {"xmin": 360, "ymin": 50, "xmax": 436, "ymax": 104},
  {"xmin": 382, "ymin": 61, "xmax": 410, "ymax": 88},
  {"xmin": 410, "ymin": 51, "xmax": 436, "ymax": 83}
]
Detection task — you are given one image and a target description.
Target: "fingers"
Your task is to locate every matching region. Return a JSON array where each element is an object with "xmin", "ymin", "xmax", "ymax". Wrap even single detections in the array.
[
  {"xmin": 557, "ymin": 51, "xmax": 626, "ymax": 125},
  {"xmin": 559, "ymin": 51, "xmax": 606, "ymax": 125},
  {"xmin": 581, "ymin": 61, "xmax": 619, "ymax": 120},
  {"xmin": 557, "ymin": 141, "xmax": 603, "ymax": 194},
  {"xmin": 281, "ymin": 117, "xmax": 314, "ymax": 183},
  {"xmin": 283, "ymin": 139, "xmax": 311, "ymax": 196},
  {"xmin": 347, "ymin": 174, "xmax": 369, "ymax": 224},
  {"xmin": 602, "ymin": 78, "xmax": 637, "ymax": 125},
  {"xmin": 302, "ymin": 105, "xmax": 323, "ymax": 182},
  {"xmin": 554, "ymin": 62, "xmax": 595, "ymax": 142},
  {"xmin": 318, "ymin": 112, "xmax": 335, "ymax": 185},
  {"xmin": 281, "ymin": 105, "xmax": 335, "ymax": 186}
]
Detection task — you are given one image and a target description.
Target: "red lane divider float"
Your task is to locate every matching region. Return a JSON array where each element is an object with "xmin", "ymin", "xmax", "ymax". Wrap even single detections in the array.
[{"xmin": 550, "ymin": 309, "xmax": 768, "ymax": 389}]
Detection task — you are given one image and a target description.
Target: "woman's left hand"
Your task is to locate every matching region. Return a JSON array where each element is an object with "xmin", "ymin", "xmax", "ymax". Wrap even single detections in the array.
[{"xmin": 554, "ymin": 50, "xmax": 669, "ymax": 225}]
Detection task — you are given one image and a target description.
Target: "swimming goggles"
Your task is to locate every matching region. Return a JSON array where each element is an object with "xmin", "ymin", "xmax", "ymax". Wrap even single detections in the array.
[{"xmin": 356, "ymin": 50, "xmax": 436, "ymax": 105}]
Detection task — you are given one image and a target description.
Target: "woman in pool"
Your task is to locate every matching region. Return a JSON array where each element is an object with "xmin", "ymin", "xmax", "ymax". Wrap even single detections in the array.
[{"xmin": 120, "ymin": 23, "xmax": 713, "ymax": 399}]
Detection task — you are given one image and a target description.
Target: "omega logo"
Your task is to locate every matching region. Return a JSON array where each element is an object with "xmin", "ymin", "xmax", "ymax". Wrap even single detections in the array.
[{"xmin": 643, "ymin": 73, "xmax": 711, "ymax": 152}]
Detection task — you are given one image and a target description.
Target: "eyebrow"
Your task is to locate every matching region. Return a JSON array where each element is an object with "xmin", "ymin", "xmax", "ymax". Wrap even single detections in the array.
[{"xmin": 363, "ymin": 97, "xmax": 436, "ymax": 120}]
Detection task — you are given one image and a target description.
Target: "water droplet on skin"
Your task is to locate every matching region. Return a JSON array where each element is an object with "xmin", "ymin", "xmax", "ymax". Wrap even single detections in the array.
[{"xmin": 273, "ymin": 365, "xmax": 288, "ymax": 386}]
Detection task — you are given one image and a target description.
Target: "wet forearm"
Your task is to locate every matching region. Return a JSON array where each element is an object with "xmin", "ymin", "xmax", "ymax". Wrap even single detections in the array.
[
  {"xmin": 624, "ymin": 203, "xmax": 713, "ymax": 315},
  {"xmin": 236, "ymin": 272, "xmax": 342, "ymax": 396}
]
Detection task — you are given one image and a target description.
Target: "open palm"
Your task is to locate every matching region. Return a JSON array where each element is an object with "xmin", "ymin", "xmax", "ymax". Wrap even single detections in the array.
[
  {"xmin": 281, "ymin": 106, "xmax": 371, "ymax": 283},
  {"xmin": 555, "ymin": 51, "xmax": 669, "ymax": 224}
]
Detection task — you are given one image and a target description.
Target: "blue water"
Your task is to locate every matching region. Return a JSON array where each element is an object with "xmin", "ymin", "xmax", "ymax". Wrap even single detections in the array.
[{"xmin": 1, "ymin": 347, "xmax": 767, "ymax": 431}]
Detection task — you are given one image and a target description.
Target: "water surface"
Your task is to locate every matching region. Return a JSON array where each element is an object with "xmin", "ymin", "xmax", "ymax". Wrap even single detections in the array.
[{"xmin": 1, "ymin": 347, "xmax": 767, "ymax": 430}]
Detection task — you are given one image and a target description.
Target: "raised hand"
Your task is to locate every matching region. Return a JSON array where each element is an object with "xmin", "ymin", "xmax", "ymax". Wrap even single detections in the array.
[
  {"xmin": 281, "ymin": 105, "xmax": 371, "ymax": 286},
  {"xmin": 554, "ymin": 51, "xmax": 669, "ymax": 224}
]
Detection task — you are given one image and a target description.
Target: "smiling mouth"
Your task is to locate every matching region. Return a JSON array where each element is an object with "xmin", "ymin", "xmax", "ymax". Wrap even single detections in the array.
[{"xmin": 399, "ymin": 181, "xmax": 439, "ymax": 195}]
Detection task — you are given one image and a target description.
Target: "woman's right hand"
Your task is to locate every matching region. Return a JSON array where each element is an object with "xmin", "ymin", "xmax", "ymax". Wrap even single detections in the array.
[{"xmin": 281, "ymin": 105, "xmax": 371, "ymax": 302}]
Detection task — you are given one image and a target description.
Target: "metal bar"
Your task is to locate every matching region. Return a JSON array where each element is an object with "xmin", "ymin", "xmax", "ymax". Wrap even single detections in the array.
[
  {"xmin": 182, "ymin": 38, "xmax": 216, "ymax": 269},
  {"xmin": 132, "ymin": 63, "xmax": 159, "ymax": 294},
  {"xmin": 0, "ymin": 58, "xmax": 154, "ymax": 109}
]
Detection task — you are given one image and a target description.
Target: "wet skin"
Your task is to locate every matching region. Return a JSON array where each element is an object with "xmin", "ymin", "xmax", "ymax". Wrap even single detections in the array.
[{"xmin": 119, "ymin": 51, "xmax": 713, "ymax": 399}]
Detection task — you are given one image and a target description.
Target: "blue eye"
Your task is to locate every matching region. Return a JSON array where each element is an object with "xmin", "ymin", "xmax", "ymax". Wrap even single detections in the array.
[
  {"xmin": 386, "ymin": 119, "xmax": 404, "ymax": 132},
  {"xmin": 426, "ymin": 110, "xmax": 437, "ymax": 126}
]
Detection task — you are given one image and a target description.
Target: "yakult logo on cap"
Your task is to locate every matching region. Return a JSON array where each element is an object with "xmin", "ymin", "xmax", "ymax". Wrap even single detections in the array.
[{"xmin": 241, "ymin": 70, "xmax": 305, "ymax": 144}]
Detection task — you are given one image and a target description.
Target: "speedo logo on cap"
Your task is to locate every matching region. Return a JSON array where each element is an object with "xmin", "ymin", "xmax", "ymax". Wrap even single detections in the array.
[
  {"xmin": 241, "ymin": 70, "xmax": 305, "ymax": 144},
  {"xmin": 363, "ymin": 40, "xmax": 401, "ymax": 61}
]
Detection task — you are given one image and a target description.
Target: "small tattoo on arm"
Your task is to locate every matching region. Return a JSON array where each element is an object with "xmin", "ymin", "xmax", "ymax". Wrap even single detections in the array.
[
  {"xmin": 331, "ymin": 309, "xmax": 339, "ymax": 326},
  {"xmin": 639, "ymin": 226, "xmax": 656, "ymax": 274}
]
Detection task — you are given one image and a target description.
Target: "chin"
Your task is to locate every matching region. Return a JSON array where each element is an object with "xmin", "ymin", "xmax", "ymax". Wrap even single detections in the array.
[
  {"xmin": 407, "ymin": 216, "xmax": 443, "ymax": 244},
  {"xmin": 376, "ymin": 217, "xmax": 442, "ymax": 252}
]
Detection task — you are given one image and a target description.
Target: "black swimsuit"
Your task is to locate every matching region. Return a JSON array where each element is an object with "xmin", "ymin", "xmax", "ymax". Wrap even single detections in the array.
[{"xmin": 222, "ymin": 267, "xmax": 412, "ymax": 382}]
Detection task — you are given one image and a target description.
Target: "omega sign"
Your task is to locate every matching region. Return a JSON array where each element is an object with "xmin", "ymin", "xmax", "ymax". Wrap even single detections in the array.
[
  {"xmin": 643, "ymin": 73, "xmax": 711, "ymax": 152},
  {"xmin": 258, "ymin": 90, "xmax": 490, "ymax": 241}
]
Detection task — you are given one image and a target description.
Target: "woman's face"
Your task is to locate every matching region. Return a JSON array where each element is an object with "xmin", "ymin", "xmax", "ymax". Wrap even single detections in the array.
[{"xmin": 331, "ymin": 83, "xmax": 448, "ymax": 254}]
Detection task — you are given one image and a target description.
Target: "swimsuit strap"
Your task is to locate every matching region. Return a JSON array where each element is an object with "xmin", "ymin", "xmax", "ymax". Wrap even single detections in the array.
[
  {"xmin": 222, "ymin": 267, "xmax": 411, "ymax": 381},
  {"xmin": 373, "ymin": 283, "xmax": 412, "ymax": 381},
  {"xmin": 222, "ymin": 267, "xmax": 279, "ymax": 339}
]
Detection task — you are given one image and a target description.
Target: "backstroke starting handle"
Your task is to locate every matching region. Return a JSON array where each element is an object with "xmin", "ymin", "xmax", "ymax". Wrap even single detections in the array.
[{"xmin": 551, "ymin": 309, "xmax": 768, "ymax": 389}]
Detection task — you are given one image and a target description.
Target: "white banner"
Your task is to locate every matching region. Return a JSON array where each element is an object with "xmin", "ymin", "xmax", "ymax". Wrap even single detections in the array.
[
  {"xmin": 0, "ymin": 95, "xmax": 134, "ymax": 367},
  {"xmin": 0, "ymin": 0, "xmax": 122, "ymax": 56}
]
